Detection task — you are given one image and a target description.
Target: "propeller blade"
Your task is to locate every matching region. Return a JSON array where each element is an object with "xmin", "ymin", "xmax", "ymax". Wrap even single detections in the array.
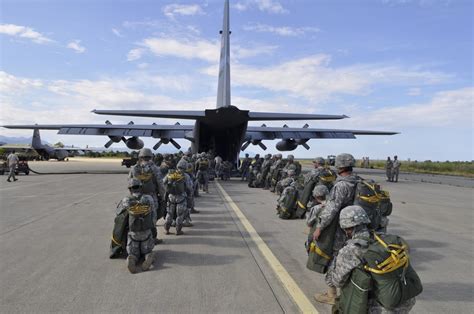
[
  {"xmin": 241, "ymin": 141, "xmax": 251, "ymax": 151},
  {"xmin": 170, "ymin": 139, "xmax": 181, "ymax": 149},
  {"xmin": 153, "ymin": 141, "xmax": 163, "ymax": 150},
  {"xmin": 104, "ymin": 140, "xmax": 114, "ymax": 148},
  {"xmin": 302, "ymin": 143, "xmax": 310, "ymax": 150},
  {"xmin": 258, "ymin": 142, "xmax": 267, "ymax": 150},
  {"xmin": 303, "ymin": 123, "xmax": 309, "ymax": 128}
]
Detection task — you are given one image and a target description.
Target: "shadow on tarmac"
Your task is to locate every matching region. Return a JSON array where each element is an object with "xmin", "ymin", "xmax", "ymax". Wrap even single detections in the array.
[{"xmin": 418, "ymin": 282, "xmax": 474, "ymax": 301}]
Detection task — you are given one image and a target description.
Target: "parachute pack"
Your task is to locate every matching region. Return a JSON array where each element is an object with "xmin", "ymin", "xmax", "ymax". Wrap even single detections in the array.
[
  {"xmin": 354, "ymin": 180, "xmax": 392, "ymax": 231},
  {"xmin": 333, "ymin": 233, "xmax": 423, "ymax": 313},
  {"xmin": 128, "ymin": 201, "xmax": 153, "ymax": 233},
  {"xmin": 298, "ymin": 168, "xmax": 337, "ymax": 212},
  {"xmin": 167, "ymin": 170, "xmax": 186, "ymax": 195},
  {"xmin": 198, "ymin": 159, "xmax": 209, "ymax": 171}
]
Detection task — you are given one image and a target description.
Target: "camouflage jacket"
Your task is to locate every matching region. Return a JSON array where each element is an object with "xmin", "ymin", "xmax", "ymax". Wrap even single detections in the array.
[
  {"xmin": 316, "ymin": 174, "xmax": 360, "ymax": 230},
  {"xmin": 129, "ymin": 162, "xmax": 164, "ymax": 198}
]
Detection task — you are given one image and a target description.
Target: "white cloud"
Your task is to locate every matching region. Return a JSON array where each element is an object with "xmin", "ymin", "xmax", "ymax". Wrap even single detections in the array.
[
  {"xmin": 127, "ymin": 48, "xmax": 146, "ymax": 61},
  {"xmin": 243, "ymin": 23, "xmax": 320, "ymax": 37},
  {"xmin": 67, "ymin": 40, "xmax": 86, "ymax": 53},
  {"xmin": 0, "ymin": 71, "xmax": 43, "ymax": 93},
  {"xmin": 140, "ymin": 37, "xmax": 219, "ymax": 62},
  {"xmin": 202, "ymin": 54, "xmax": 451, "ymax": 102},
  {"xmin": 348, "ymin": 87, "xmax": 474, "ymax": 128},
  {"xmin": 163, "ymin": 4, "xmax": 204, "ymax": 19},
  {"xmin": 112, "ymin": 28, "xmax": 123, "ymax": 37},
  {"xmin": 234, "ymin": 0, "xmax": 288, "ymax": 14},
  {"xmin": 0, "ymin": 23, "xmax": 53, "ymax": 44}
]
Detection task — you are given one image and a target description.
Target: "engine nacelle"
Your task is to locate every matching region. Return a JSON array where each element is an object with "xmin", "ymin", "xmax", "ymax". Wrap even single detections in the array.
[
  {"xmin": 125, "ymin": 137, "xmax": 144, "ymax": 150},
  {"xmin": 276, "ymin": 139, "xmax": 298, "ymax": 151},
  {"xmin": 109, "ymin": 136, "xmax": 122, "ymax": 143}
]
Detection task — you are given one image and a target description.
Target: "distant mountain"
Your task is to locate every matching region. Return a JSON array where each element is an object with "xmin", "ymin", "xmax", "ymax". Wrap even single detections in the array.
[{"xmin": 0, "ymin": 135, "xmax": 32, "ymax": 144}]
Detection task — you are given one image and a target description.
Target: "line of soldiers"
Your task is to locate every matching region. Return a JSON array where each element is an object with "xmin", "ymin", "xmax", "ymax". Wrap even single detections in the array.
[
  {"xmin": 385, "ymin": 155, "xmax": 401, "ymax": 182},
  {"xmin": 245, "ymin": 153, "xmax": 422, "ymax": 313},
  {"xmin": 110, "ymin": 148, "xmax": 214, "ymax": 273}
]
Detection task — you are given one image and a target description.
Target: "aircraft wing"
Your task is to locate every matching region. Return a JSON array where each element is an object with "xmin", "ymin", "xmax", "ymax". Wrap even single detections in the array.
[
  {"xmin": 248, "ymin": 112, "xmax": 348, "ymax": 121},
  {"xmin": 92, "ymin": 110, "xmax": 205, "ymax": 120},
  {"xmin": 0, "ymin": 144, "xmax": 35, "ymax": 152},
  {"xmin": 245, "ymin": 126, "xmax": 398, "ymax": 140},
  {"xmin": 2, "ymin": 124, "xmax": 195, "ymax": 140}
]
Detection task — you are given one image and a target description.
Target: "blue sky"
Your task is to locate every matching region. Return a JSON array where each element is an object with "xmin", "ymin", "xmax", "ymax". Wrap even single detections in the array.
[{"xmin": 1, "ymin": 0, "xmax": 472, "ymax": 161}]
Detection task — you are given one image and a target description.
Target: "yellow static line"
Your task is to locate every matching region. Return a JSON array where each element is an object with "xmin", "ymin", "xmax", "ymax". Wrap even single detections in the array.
[{"xmin": 215, "ymin": 181, "xmax": 319, "ymax": 314}]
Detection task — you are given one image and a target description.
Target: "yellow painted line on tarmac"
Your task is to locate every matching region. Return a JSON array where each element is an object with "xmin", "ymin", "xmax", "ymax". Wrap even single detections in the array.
[{"xmin": 215, "ymin": 181, "xmax": 319, "ymax": 314}]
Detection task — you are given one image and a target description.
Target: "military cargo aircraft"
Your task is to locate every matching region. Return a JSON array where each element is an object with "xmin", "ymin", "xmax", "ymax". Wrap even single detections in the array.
[
  {"xmin": 2, "ymin": 0, "xmax": 397, "ymax": 165},
  {"xmin": 1, "ymin": 129, "xmax": 91, "ymax": 161}
]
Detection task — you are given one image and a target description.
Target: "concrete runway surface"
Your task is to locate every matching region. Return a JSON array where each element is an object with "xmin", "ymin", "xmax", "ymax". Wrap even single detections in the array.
[{"xmin": 0, "ymin": 159, "xmax": 472, "ymax": 313}]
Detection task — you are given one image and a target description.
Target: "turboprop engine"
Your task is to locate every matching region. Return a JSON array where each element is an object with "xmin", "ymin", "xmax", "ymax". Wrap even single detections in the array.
[
  {"xmin": 125, "ymin": 137, "xmax": 144, "ymax": 150},
  {"xmin": 276, "ymin": 139, "xmax": 298, "ymax": 151}
]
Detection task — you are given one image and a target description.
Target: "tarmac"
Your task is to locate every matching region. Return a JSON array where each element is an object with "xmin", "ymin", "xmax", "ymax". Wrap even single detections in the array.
[{"xmin": 0, "ymin": 158, "xmax": 472, "ymax": 313}]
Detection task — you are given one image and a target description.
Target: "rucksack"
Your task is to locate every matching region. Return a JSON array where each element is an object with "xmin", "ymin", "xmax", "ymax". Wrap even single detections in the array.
[
  {"xmin": 277, "ymin": 186, "xmax": 298, "ymax": 219},
  {"xmin": 318, "ymin": 167, "xmax": 337, "ymax": 190},
  {"xmin": 364, "ymin": 233, "xmax": 423, "ymax": 308},
  {"xmin": 167, "ymin": 170, "xmax": 186, "ymax": 195},
  {"xmin": 128, "ymin": 199, "xmax": 154, "ymax": 233},
  {"xmin": 198, "ymin": 159, "xmax": 209, "ymax": 171},
  {"xmin": 334, "ymin": 233, "xmax": 422, "ymax": 313},
  {"xmin": 354, "ymin": 180, "xmax": 392, "ymax": 231}
]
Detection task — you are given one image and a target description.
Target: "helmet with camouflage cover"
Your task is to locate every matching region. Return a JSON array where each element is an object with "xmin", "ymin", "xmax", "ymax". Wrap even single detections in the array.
[
  {"xmin": 287, "ymin": 154, "xmax": 294, "ymax": 161},
  {"xmin": 313, "ymin": 157, "xmax": 326, "ymax": 166},
  {"xmin": 312, "ymin": 185, "xmax": 329, "ymax": 198},
  {"xmin": 128, "ymin": 178, "xmax": 143, "ymax": 190},
  {"xmin": 276, "ymin": 153, "xmax": 283, "ymax": 159},
  {"xmin": 335, "ymin": 153, "xmax": 355, "ymax": 168},
  {"xmin": 339, "ymin": 205, "xmax": 370, "ymax": 229},
  {"xmin": 287, "ymin": 169, "xmax": 296, "ymax": 177},
  {"xmin": 177, "ymin": 160, "xmax": 188, "ymax": 171},
  {"xmin": 265, "ymin": 154, "xmax": 272, "ymax": 159},
  {"xmin": 138, "ymin": 148, "xmax": 153, "ymax": 158}
]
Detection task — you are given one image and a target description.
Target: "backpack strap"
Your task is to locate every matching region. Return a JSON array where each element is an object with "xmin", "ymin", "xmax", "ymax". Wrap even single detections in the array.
[{"xmin": 364, "ymin": 232, "xmax": 409, "ymax": 274}]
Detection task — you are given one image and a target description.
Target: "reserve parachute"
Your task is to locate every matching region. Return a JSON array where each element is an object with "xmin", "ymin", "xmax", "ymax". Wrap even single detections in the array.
[
  {"xmin": 354, "ymin": 180, "xmax": 392, "ymax": 231},
  {"xmin": 167, "ymin": 170, "xmax": 186, "ymax": 194}
]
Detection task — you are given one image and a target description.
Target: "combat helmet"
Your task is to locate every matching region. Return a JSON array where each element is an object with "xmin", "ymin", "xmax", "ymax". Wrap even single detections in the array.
[
  {"xmin": 138, "ymin": 148, "xmax": 153, "ymax": 158},
  {"xmin": 287, "ymin": 154, "xmax": 294, "ymax": 160},
  {"xmin": 312, "ymin": 185, "xmax": 329, "ymax": 198},
  {"xmin": 128, "ymin": 178, "xmax": 143, "ymax": 191},
  {"xmin": 313, "ymin": 157, "xmax": 326, "ymax": 166},
  {"xmin": 339, "ymin": 205, "xmax": 370, "ymax": 229},
  {"xmin": 177, "ymin": 160, "xmax": 188, "ymax": 171},
  {"xmin": 287, "ymin": 169, "xmax": 296, "ymax": 177},
  {"xmin": 335, "ymin": 153, "xmax": 355, "ymax": 168}
]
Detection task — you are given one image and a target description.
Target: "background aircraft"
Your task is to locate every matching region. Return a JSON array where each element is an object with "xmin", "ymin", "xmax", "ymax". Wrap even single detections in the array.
[
  {"xmin": 1, "ymin": 129, "xmax": 92, "ymax": 161},
  {"xmin": 2, "ymin": 0, "xmax": 397, "ymax": 165}
]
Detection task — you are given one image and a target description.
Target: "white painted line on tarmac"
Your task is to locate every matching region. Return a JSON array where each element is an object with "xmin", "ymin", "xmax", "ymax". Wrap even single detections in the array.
[{"xmin": 215, "ymin": 181, "xmax": 319, "ymax": 314}]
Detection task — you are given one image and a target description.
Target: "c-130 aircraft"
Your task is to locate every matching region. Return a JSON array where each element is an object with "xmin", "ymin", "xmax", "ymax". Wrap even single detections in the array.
[{"xmin": 3, "ymin": 0, "xmax": 397, "ymax": 165}]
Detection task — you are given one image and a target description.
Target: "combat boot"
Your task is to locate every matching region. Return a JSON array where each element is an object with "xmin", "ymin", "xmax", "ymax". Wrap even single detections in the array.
[
  {"xmin": 314, "ymin": 287, "xmax": 337, "ymax": 305},
  {"xmin": 190, "ymin": 208, "xmax": 200, "ymax": 214},
  {"xmin": 176, "ymin": 226, "xmax": 184, "ymax": 235},
  {"xmin": 164, "ymin": 224, "xmax": 171, "ymax": 235},
  {"xmin": 182, "ymin": 221, "xmax": 193, "ymax": 227},
  {"xmin": 127, "ymin": 256, "xmax": 139, "ymax": 274},
  {"xmin": 141, "ymin": 253, "xmax": 154, "ymax": 271}
]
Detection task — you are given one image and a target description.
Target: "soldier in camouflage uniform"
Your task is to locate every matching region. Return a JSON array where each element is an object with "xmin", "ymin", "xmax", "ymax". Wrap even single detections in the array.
[
  {"xmin": 164, "ymin": 161, "xmax": 193, "ymax": 235},
  {"xmin": 391, "ymin": 155, "xmax": 401, "ymax": 183},
  {"xmin": 305, "ymin": 157, "xmax": 326, "ymax": 184},
  {"xmin": 270, "ymin": 154, "xmax": 286, "ymax": 192},
  {"xmin": 239, "ymin": 153, "xmax": 252, "ymax": 181},
  {"xmin": 119, "ymin": 178, "xmax": 156, "ymax": 273},
  {"xmin": 129, "ymin": 148, "xmax": 165, "ymax": 244},
  {"xmin": 313, "ymin": 153, "xmax": 360, "ymax": 304},
  {"xmin": 276, "ymin": 169, "xmax": 297, "ymax": 196},
  {"xmin": 196, "ymin": 153, "xmax": 210, "ymax": 193},
  {"xmin": 306, "ymin": 185, "xmax": 330, "ymax": 228},
  {"xmin": 179, "ymin": 160, "xmax": 196, "ymax": 227},
  {"xmin": 283, "ymin": 154, "xmax": 302, "ymax": 176},
  {"xmin": 385, "ymin": 157, "xmax": 393, "ymax": 182},
  {"xmin": 327, "ymin": 205, "xmax": 416, "ymax": 313}
]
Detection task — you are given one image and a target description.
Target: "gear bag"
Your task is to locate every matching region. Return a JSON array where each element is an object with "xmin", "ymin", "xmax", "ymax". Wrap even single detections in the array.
[
  {"xmin": 128, "ymin": 201, "xmax": 154, "ymax": 233},
  {"xmin": 306, "ymin": 214, "xmax": 339, "ymax": 273},
  {"xmin": 333, "ymin": 266, "xmax": 371, "ymax": 314},
  {"xmin": 354, "ymin": 180, "xmax": 392, "ymax": 231},
  {"xmin": 167, "ymin": 171, "xmax": 186, "ymax": 195},
  {"xmin": 319, "ymin": 167, "xmax": 337, "ymax": 190},
  {"xmin": 277, "ymin": 186, "xmax": 298, "ymax": 219},
  {"xmin": 109, "ymin": 207, "xmax": 129, "ymax": 259},
  {"xmin": 363, "ymin": 233, "xmax": 422, "ymax": 308}
]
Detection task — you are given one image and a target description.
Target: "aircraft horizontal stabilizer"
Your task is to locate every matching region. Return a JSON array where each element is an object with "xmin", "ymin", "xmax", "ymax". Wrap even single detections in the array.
[
  {"xmin": 92, "ymin": 110, "xmax": 205, "ymax": 120},
  {"xmin": 248, "ymin": 112, "xmax": 348, "ymax": 121}
]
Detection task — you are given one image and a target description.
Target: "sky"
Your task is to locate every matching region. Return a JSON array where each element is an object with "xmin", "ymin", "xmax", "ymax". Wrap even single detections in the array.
[{"xmin": 1, "ymin": 0, "xmax": 472, "ymax": 161}]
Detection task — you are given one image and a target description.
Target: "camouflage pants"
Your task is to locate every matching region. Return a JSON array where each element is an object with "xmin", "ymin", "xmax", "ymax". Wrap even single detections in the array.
[
  {"xmin": 368, "ymin": 297, "xmax": 416, "ymax": 313},
  {"xmin": 7, "ymin": 165, "xmax": 16, "ymax": 181},
  {"xmin": 165, "ymin": 195, "xmax": 187, "ymax": 230},
  {"xmin": 386, "ymin": 168, "xmax": 392, "ymax": 181},
  {"xmin": 197, "ymin": 171, "xmax": 209, "ymax": 192},
  {"xmin": 127, "ymin": 230, "xmax": 154, "ymax": 259},
  {"xmin": 325, "ymin": 228, "xmax": 347, "ymax": 288},
  {"xmin": 391, "ymin": 168, "xmax": 400, "ymax": 182}
]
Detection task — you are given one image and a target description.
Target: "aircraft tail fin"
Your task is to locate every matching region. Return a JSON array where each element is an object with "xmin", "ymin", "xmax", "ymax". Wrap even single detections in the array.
[
  {"xmin": 32, "ymin": 129, "xmax": 42, "ymax": 148},
  {"xmin": 216, "ymin": 0, "xmax": 231, "ymax": 108}
]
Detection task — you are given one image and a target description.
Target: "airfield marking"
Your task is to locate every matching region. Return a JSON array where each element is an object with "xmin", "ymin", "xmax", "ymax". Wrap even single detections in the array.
[{"xmin": 215, "ymin": 181, "xmax": 319, "ymax": 314}]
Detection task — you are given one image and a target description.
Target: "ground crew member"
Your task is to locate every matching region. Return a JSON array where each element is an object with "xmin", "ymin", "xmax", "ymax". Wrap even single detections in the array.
[
  {"xmin": 164, "ymin": 161, "xmax": 192, "ymax": 235},
  {"xmin": 118, "ymin": 178, "xmax": 155, "ymax": 273},
  {"xmin": 129, "ymin": 148, "xmax": 164, "ymax": 244},
  {"xmin": 327, "ymin": 205, "xmax": 417, "ymax": 313},
  {"xmin": 312, "ymin": 153, "xmax": 360, "ymax": 305},
  {"xmin": 385, "ymin": 157, "xmax": 393, "ymax": 181},
  {"xmin": 6, "ymin": 150, "xmax": 19, "ymax": 182},
  {"xmin": 391, "ymin": 155, "xmax": 401, "ymax": 182}
]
